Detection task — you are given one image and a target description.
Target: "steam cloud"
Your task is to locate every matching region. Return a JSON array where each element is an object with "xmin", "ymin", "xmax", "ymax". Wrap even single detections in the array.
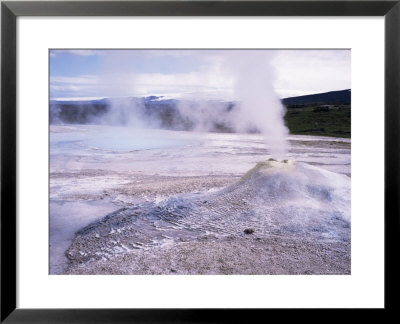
[
  {"xmin": 50, "ymin": 50, "xmax": 289, "ymax": 158},
  {"xmin": 223, "ymin": 51, "xmax": 289, "ymax": 158},
  {"xmin": 176, "ymin": 51, "xmax": 289, "ymax": 158}
]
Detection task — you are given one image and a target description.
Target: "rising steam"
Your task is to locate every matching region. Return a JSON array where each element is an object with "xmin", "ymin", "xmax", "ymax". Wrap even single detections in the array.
[
  {"xmin": 50, "ymin": 50, "xmax": 289, "ymax": 158},
  {"xmin": 223, "ymin": 51, "xmax": 289, "ymax": 158}
]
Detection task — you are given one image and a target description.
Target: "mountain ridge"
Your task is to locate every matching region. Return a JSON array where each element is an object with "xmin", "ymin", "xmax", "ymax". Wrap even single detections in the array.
[{"xmin": 282, "ymin": 89, "xmax": 351, "ymax": 106}]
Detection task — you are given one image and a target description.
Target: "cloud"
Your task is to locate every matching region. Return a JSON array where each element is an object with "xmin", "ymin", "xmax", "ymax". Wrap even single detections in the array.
[
  {"xmin": 51, "ymin": 75, "xmax": 99, "ymax": 85},
  {"xmin": 49, "ymin": 49, "xmax": 351, "ymax": 99},
  {"xmin": 50, "ymin": 62, "xmax": 235, "ymax": 99},
  {"xmin": 272, "ymin": 50, "xmax": 351, "ymax": 96}
]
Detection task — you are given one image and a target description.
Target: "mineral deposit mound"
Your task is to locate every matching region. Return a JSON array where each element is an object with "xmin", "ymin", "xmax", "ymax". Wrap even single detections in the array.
[{"xmin": 66, "ymin": 160, "xmax": 351, "ymax": 275}]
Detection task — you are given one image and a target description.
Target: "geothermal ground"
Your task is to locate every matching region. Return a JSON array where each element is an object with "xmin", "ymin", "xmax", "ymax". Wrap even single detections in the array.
[{"xmin": 50, "ymin": 125, "xmax": 351, "ymax": 275}]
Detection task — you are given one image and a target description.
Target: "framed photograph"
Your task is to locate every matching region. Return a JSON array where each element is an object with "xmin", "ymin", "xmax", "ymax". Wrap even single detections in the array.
[{"xmin": 1, "ymin": 0, "xmax": 399, "ymax": 322}]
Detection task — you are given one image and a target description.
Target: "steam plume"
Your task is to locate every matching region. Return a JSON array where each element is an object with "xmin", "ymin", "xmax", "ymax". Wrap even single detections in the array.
[{"xmin": 224, "ymin": 51, "xmax": 289, "ymax": 158}]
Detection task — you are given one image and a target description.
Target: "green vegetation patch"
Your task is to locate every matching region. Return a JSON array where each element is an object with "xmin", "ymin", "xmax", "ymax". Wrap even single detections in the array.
[{"xmin": 284, "ymin": 105, "xmax": 351, "ymax": 138}]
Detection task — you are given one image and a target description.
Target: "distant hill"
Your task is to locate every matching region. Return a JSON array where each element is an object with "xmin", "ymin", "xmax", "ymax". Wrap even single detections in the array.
[
  {"xmin": 282, "ymin": 89, "xmax": 351, "ymax": 106},
  {"xmin": 49, "ymin": 90, "xmax": 351, "ymax": 137},
  {"xmin": 283, "ymin": 90, "xmax": 351, "ymax": 138}
]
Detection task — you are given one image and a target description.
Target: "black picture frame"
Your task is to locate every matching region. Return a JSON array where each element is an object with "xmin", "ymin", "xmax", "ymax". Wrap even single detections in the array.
[{"xmin": 1, "ymin": 0, "xmax": 399, "ymax": 322}]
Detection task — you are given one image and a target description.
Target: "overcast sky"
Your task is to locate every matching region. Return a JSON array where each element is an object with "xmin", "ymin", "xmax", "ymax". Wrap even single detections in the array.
[{"xmin": 50, "ymin": 49, "xmax": 350, "ymax": 101}]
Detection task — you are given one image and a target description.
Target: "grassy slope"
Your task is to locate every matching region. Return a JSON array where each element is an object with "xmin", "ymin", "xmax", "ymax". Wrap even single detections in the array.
[{"xmin": 284, "ymin": 105, "xmax": 351, "ymax": 138}]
